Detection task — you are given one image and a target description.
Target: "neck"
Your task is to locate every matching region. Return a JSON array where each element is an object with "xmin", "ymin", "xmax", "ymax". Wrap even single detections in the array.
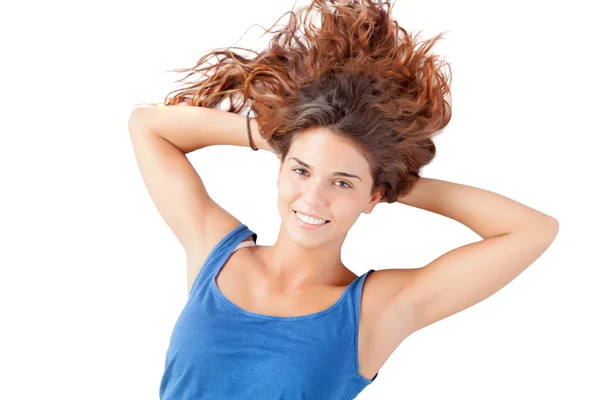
[{"xmin": 257, "ymin": 223, "xmax": 349, "ymax": 292}]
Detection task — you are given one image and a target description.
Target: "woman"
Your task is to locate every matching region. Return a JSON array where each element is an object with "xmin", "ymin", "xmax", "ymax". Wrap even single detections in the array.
[{"xmin": 128, "ymin": 0, "xmax": 559, "ymax": 398}]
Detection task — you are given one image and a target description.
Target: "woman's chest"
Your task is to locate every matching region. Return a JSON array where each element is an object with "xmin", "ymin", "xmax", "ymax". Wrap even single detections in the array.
[
  {"xmin": 214, "ymin": 255, "xmax": 353, "ymax": 318},
  {"xmin": 167, "ymin": 294, "xmax": 359, "ymax": 393},
  {"xmin": 208, "ymin": 248, "xmax": 391, "ymax": 381}
]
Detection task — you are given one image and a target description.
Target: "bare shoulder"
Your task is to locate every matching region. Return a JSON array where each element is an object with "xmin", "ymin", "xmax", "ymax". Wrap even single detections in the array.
[
  {"xmin": 362, "ymin": 268, "xmax": 419, "ymax": 315},
  {"xmin": 185, "ymin": 202, "xmax": 246, "ymax": 296}
]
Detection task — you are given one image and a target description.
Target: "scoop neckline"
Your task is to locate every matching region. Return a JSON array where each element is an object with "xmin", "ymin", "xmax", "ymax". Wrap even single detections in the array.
[{"xmin": 211, "ymin": 269, "xmax": 363, "ymax": 321}]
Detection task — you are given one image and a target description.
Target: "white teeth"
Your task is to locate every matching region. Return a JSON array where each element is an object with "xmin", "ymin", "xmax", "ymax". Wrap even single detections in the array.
[{"xmin": 296, "ymin": 211, "xmax": 326, "ymax": 225}]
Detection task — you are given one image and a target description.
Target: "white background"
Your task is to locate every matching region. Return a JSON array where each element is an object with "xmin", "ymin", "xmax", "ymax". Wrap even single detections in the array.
[{"xmin": 1, "ymin": 0, "xmax": 598, "ymax": 399}]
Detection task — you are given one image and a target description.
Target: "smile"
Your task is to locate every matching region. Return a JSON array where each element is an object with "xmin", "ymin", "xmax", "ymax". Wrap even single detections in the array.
[{"xmin": 294, "ymin": 211, "xmax": 331, "ymax": 230}]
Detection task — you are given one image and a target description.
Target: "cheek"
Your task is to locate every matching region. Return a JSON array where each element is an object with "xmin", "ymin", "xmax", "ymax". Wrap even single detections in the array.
[
  {"xmin": 278, "ymin": 176, "xmax": 299, "ymax": 197},
  {"xmin": 334, "ymin": 194, "xmax": 368, "ymax": 220},
  {"xmin": 277, "ymin": 178, "xmax": 298, "ymax": 211},
  {"xmin": 336, "ymin": 202, "xmax": 360, "ymax": 221}
]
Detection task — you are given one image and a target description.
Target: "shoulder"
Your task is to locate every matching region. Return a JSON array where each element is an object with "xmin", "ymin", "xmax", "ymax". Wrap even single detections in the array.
[
  {"xmin": 360, "ymin": 268, "xmax": 418, "ymax": 335},
  {"xmin": 362, "ymin": 268, "xmax": 415, "ymax": 307}
]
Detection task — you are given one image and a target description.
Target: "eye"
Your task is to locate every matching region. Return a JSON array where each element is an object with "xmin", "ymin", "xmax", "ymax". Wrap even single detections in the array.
[
  {"xmin": 292, "ymin": 168, "xmax": 351, "ymax": 189},
  {"xmin": 293, "ymin": 168, "xmax": 308, "ymax": 176}
]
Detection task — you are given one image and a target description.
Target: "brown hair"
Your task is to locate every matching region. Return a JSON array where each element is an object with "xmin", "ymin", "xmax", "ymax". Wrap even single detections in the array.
[{"xmin": 161, "ymin": 0, "xmax": 452, "ymax": 203}]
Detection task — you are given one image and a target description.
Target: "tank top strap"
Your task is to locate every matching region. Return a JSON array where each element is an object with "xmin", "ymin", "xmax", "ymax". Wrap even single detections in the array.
[
  {"xmin": 344, "ymin": 268, "xmax": 379, "ymax": 385},
  {"xmin": 347, "ymin": 268, "xmax": 375, "ymax": 314},
  {"xmin": 189, "ymin": 223, "xmax": 257, "ymax": 297}
]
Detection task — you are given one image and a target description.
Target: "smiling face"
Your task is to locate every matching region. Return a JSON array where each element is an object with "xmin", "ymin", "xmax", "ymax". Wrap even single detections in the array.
[{"xmin": 276, "ymin": 127, "xmax": 383, "ymax": 248}]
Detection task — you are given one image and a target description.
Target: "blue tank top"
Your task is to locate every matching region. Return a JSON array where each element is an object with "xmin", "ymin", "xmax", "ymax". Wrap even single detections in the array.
[{"xmin": 159, "ymin": 223, "xmax": 379, "ymax": 399}]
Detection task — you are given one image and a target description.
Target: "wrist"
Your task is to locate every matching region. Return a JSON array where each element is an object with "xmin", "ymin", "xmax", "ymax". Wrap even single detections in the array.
[
  {"xmin": 396, "ymin": 177, "xmax": 435, "ymax": 208},
  {"xmin": 248, "ymin": 115, "xmax": 273, "ymax": 153}
]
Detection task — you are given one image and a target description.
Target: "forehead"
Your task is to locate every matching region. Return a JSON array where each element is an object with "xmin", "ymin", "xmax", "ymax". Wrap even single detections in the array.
[{"xmin": 289, "ymin": 128, "xmax": 369, "ymax": 167}]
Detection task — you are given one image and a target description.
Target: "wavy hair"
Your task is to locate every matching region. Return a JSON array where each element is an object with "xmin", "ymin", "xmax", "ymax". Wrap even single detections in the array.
[{"xmin": 161, "ymin": 0, "xmax": 452, "ymax": 203}]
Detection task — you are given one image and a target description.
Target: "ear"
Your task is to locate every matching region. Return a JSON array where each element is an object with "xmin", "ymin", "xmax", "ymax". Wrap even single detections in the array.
[{"xmin": 363, "ymin": 188, "xmax": 384, "ymax": 214}]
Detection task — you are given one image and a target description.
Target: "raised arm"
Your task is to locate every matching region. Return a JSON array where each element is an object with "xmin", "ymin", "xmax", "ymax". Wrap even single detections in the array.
[
  {"xmin": 127, "ymin": 104, "xmax": 270, "ymax": 296},
  {"xmin": 386, "ymin": 178, "xmax": 559, "ymax": 343}
]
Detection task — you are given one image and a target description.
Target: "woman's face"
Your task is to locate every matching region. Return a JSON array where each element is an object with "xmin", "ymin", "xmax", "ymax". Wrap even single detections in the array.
[{"xmin": 276, "ymin": 127, "xmax": 383, "ymax": 248}]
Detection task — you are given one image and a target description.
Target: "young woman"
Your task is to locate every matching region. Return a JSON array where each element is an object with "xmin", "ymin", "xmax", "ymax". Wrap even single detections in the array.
[{"xmin": 128, "ymin": 1, "xmax": 559, "ymax": 398}]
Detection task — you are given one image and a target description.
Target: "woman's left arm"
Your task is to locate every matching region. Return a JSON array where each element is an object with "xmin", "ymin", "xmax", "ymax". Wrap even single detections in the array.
[{"xmin": 392, "ymin": 177, "xmax": 559, "ymax": 335}]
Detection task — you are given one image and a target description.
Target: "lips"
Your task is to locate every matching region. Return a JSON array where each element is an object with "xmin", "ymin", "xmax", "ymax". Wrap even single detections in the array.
[
  {"xmin": 294, "ymin": 211, "xmax": 331, "ymax": 230},
  {"xmin": 294, "ymin": 210, "xmax": 330, "ymax": 223}
]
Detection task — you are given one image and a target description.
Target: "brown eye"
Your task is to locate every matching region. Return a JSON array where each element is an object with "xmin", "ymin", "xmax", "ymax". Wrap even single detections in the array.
[{"xmin": 293, "ymin": 168, "xmax": 308, "ymax": 176}]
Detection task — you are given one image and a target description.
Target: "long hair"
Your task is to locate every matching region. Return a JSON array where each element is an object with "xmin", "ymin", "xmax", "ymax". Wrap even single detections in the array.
[{"xmin": 161, "ymin": 0, "xmax": 452, "ymax": 203}]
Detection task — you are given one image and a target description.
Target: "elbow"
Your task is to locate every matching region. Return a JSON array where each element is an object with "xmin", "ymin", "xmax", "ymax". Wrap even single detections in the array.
[
  {"xmin": 515, "ymin": 216, "xmax": 559, "ymax": 241},
  {"xmin": 543, "ymin": 217, "xmax": 560, "ymax": 249},
  {"xmin": 535, "ymin": 216, "xmax": 559, "ymax": 234},
  {"xmin": 527, "ymin": 214, "xmax": 559, "ymax": 234},
  {"xmin": 548, "ymin": 217, "xmax": 560, "ymax": 235},
  {"xmin": 542, "ymin": 215, "xmax": 559, "ymax": 232},
  {"xmin": 128, "ymin": 107, "xmax": 152, "ymax": 134},
  {"xmin": 535, "ymin": 216, "xmax": 560, "ymax": 244}
]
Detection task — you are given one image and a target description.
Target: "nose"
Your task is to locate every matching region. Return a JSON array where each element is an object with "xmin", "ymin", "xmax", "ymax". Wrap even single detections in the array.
[{"xmin": 303, "ymin": 178, "xmax": 328, "ymax": 208}]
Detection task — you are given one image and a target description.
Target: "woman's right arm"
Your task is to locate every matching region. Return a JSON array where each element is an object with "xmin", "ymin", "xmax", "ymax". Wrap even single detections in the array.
[{"xmin": 127, "ymin": 104, "xmax": 270, "ymax": 296}]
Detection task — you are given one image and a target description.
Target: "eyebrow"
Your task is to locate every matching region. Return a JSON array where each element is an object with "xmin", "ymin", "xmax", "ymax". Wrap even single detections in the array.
[{"xmin": 288, "ymin": 157, "xmax": 362, "ymax": 181}]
